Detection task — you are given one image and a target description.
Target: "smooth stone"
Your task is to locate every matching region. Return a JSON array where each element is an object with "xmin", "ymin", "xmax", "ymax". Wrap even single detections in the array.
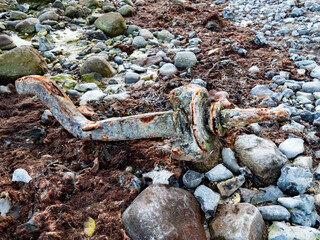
[
  {"xmin": 65, "ymin": 6, "xmax": 77, "ymax": 18},
  {"xmin": 210, "ymin": 203, "xmax": 267, "ymax": 240},
  {"xmin": 292, "ymin": 156, "xmax": 313, "ymax": 169},
  {"xmin": 38, "ymin": 11, "xmax": 59, "ymax": 22},
  {"xmin": 278, "ymin": 138, "xmax": 304, "ymax": 159},
  {"xmin": 182, "ymin": 170, "xmax": 203, "ymax": 189},
  {"xmin": 174, "ymin": 51, "xmax": 197, "ymax": 69},
  {"xmin": 159, "ymin": 63, "xmax": 177, "ymax": 76},
  {"xmin": 118, "ymin": 5, "xmax": 135, "ymax": 17},
  {"xmin": 122, "ymin": 184, "xmax": 207, "ymax": 240},
  {"xmin": 258, "ymin": 205, "xmax": 290, "ymax": 221},
  {"xmin": 217, "ymin": 175, "xmax": 245, "ymax": 197},
  {"xmin": 9, "ymin": 11, "xmax": 27, "ymax": 20},
  {"xmin": 0, "ymin": 46, "xmax": 48, "ymax": 83},
  {"xmin": 268, "ymin": 221, "xmax": 320, "ymax": 240},
  {"xmin": 190, "ymin": 79, "xmax": 206, "ymax": 87},
  {"xmin": 94, "ymin": 12, "xmax": 126, "ymax": 37},
  {"xmin": 79, "ymin": 89, "xmax": 106, "ymax": 105},
  {"xmin": 234, "ymin": 135, "xmax": 288, "ymax": 186},
  {"xmin": 314, "ymin": 163, "xmax": 320, "ymax": 180},
  {"xmin": 222, "ymin": 148, "xmax": 240, "ymax": 174},
  {"xmin": 139, "ymin": 29, "xmax": 153, "ymax": 40},
  {"xmin": 132, "ymin": 36, "xmax": 147, "ymax": 49},
  {"xmin": 0, "ymin": 85, "xmax": 11, "ymax": 93},
  {"xmin": 250, "ymin": 85, "xmax": 275, "ymax": 97},
  {"xmin": 310, "ymin": 66, "xmax": 320, "ymax": 79},
  {"xmin": 156, "ymin": 30, "xmax": 175, "ymax": 41},
  {"xmin": 125, "ymin": 71, "xmax": 140, "ymax": 84},
  {"xmin": 205, "ymin": 164, "xmax": 233, "ymax": 182},
  {"xmin": 12, "ymin": 168, "xmax": 32, "ymax": 183},
  {"xmin": 277, "ymin": 164, "xmax": 313, "ymax": 196},
  {"xmin": 249, "ymin": 65, "xmax": 260, "ymax": 73},
  {"xmin": 75, "ymin": 83, "xmax": 99, "ymax": 92},
  {"xmin": 302, "ymin": 81, "xmax": 320, "ymax": 93},
  {"xmin": 15, "ymin": 18, "xmax": 39, "ymax": 33},
  {"xmin": 194, "ymin": 185, "xmax": 220, "ymax": 218},
  {"xmin": 0, "ymin": 195, "xmax": 11, "ymax": 217},
  {"xmin": 38, "ymin": 37, "xmax": 54, "ymax": 51},
  {"xmin": 240, "ymin": 186, "xmax": 284, "ymax": 205},
  {"xmin": 80, "ymin": 55, "xmax": 116, "ymax": 77},
  {"xmin": 0, "ymin": 34, "xmax": 16, "ymax": 50}
]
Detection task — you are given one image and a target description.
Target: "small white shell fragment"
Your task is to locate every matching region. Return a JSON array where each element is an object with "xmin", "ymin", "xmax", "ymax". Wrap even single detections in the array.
[{"xmin": 12, "ymin": 168, "xmax": 32, "ymax": 183}]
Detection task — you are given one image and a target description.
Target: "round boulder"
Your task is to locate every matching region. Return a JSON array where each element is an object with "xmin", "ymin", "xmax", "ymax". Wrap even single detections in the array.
[
  {"xmin": 15, "ymin": 18, "xmax": 40, "ymax": 33},
  {"xmin": 80, "ymin": 55, "xmax": 116, "ymax": 77},
  {"xmin": 174, "ymin": 51, "xmax": 197, "ymax": 69},
  {"xmin": 0, "ymin": 46, "xmax": 48, "ymax": 83},
  {"xmin": 94, "ymin": 12, "xmax": 126, "ymax": 37},
  {"xmin": 122, "ymin": 184, "xmax": 207, "ymax": 240}
]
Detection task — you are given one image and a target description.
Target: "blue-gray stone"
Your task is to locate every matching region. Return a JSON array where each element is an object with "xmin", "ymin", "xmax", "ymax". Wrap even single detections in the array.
[
  {"xmin": 12, "ymin": 168, "xmax": 32, "ymax": 183},
  {"xmin": 222, "ymin": 148, "xmax": 240, "ymax": 174},
  {"xmin": 160, "ymin": 63, "xmax": 177, "ymax": 76},
  {"xmin": 174, "ymin": 51, "xmax": 197, "ymax": 69},
  {"xmin": 278, "ymin": 138, "xmax": 304, "ymax": 159},
  {"xmin": 311, "ymin": 67, "xmax": 320, "ymax": 79},
  {"xmin": 277, "ymin": 164, "xmax": 312, "ymax": 196},
  {"xmin": 205, "ymin": 164, "xmax": 233, "ymax": 182},
  {"xmin": 182, "ymin": 170, "xmax": 204, "ymax": 189},
  {"xmin": 125, "ymin": 71, "xmax": 140, "ymax": 84},
  {"xmin": 240, "ymin": 186, "xmax": 284, "ymax": 205},
  {"xmin": 132, "ymin": 36, "xmax": 147, "ymax": 49},
  {"xmin": 302, "ymin": 82, "xmax": 320, "ymax": 93},
  {"xmin": 254, "ymin": 32, "xmax": 268, "ymax": 45},
  {"xmin": 272, "ymin": 75, "xmax": 286, "ymax": 85},
  {"xmin": 194, "ymin": 185, "xmax": 220, "ymax": 218},
  {"xmin": 258, "ymin": 205, "xmax": 290, "ymax": 221},
  {"xmin": 250, "ymin": 85, "xmax": 275, "ymax": 97},
  {"xmin": 190, "ymin": 79, "xmax": 206, "ymax": 88}
]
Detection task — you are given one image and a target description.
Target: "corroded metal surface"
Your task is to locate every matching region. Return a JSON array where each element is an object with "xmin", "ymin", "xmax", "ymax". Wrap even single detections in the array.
[{"xmin": 15, "ymin": 76, "xmax": 291, "ymax": 165}]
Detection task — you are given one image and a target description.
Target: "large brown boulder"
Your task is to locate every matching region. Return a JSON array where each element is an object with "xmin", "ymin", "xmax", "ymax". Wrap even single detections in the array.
[{"xmin": 122, "ymin": 184, "xmax": 207, "ymax": 240}]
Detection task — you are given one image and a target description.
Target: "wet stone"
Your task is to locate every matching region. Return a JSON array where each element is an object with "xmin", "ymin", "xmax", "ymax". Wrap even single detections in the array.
[
  {"xmin": 258, "ymin": 205, "xmax": 290, "ymax": 221},
  {"xmin": 182, "ymin": 170, "xmax": 203, "ymax": 189},
  {"xmin": 174, "ymin": 51, "xmax": 197, "ymax": 69},
  {"xmin": 15, "ymin": 18, "xmax": 39, "ymax": 33},
  {"xmin": 217, "ymin": 175, "xmax": 245, "ymax": 197},
  {"xmin": 122, "ymin": 184, "xmax": 207, "ymax": 240},
  {"xmin": 125, "ymin": 71, "xmax": 140, "ymax": 84},
  {"xmin": 277, "ymin": 164, "xmax": 313, "ymax": 196},
  {"xmin": 0, "ymin": 34, "xmax": 16, "ymax": 50},
  {"xmin": 132, "ymin": 36, "xmax": 147, "ymax": 49},
  {"xmin": 194, "ymin": 185, "xmax": 220, "ymax": 218},
  {"xmin": 118, "ymin": 5, "xmax": 135, "ymax": 17}
]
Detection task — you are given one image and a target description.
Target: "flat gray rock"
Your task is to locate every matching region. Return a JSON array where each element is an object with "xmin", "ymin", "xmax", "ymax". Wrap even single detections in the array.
[
  {"xmin": 205, "ymin": 164, "xmax": 233, "ymax": 182},
  {"xmin": 194, "ymin": 185, "xmax": 220, "ymax": 218},
  {"xmin": 278, "ymin": 138, "xmax": 304, "ymax": 159},
  {"xmin": 222, "ymin": 148, "xmax": 240, "ymax": 174},
  {"xmin": 182, "ymin": 170, "xmax": 203, "ymax": 189},
  {"xmin": 258, "ymin": 205, "xmax": 290, "ymax": 221},
  {"xmin": 268, "ymin": 222, "xmax": 320, "ymax": 240}
]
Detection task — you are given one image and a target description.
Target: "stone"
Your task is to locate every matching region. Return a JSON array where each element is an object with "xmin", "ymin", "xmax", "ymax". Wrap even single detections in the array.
[
  {"xmin": 240, "ymin": 186, "xmax": 284, "ymax": 205},
  {"xmin": 174, "ymin": 51, "xmax": 197, "ymax": 69},
  {"xmin": 0, "ymin": 34, "xmax": 16, "ymax": 50},
  {"xmin": 190, "ymin": 79, "xmax": 206, "ymax": 87},
  {"xmin": 118, "ymin": 5, "xmax": 135, "ymax": 17},
  {"xmin": 258, "ymin": 205, "xmax": 290, "ymax": 221},
  {"xmin": 217, "ymin": 175, "xmax": 245, "ymax": 197},
  {"xmin": 222, "ymin": 148, "xmax": 240, "ymax": 174},
  {"xmin": 132, "ymin": 36, "xmax": 147, "ymax": 49},
  {"xmin": 79, "ymin": 89, "xmax": 106, "ymax": 105},
  {"xmin": 292, "ymin": 156, "xmax": 312, "ymax": 169},
  {"xmin": 254, "ymin": 32, "xmax": 268, "ymax": 45},
  {"xmin": 314, "ymin": 163, "xmax": 320, "ymax": 180},
  {"xmin": 205, "ymin": 164, "xmax": 233, "ymax": 182},
  {"xmin": 160, "ymin": 63, "xmax": 177, "ymax": 76},
  {"xmin": 194, "ymin": 185, "xmax": 220, "ymax": 218},
  {"xmin": 118, "ymin": 172, "xmax": 142, "ymax": 194},
  {"xmin": 65, "ymin": 6, "xmax": 77, "ymax": 18},
  {"xmin": 278, "ymin": 138, "xmax": 304, "ymax": 159},
  {"xmin": 210, "ymin": 203, "xmax": 267, "ymax": 240},
  {"xmin": 268, "ymin": 221, "xmax": 320, "ymax": 240},
  {"xmin": 142, "ymin": 168, "xmax": 174, "ymax": 185},
  {"xmin": 94, "ymin": 12, "xmax": 126, "ymax": 37},
  {"xmin": 250, "ymin": 85, "xmax": 275, "ymax": 97},
  {"xmin": 182, "ymin": 170, "xmax": 203, "ymax": 189},
  {"xmin": 0, "ymin": 46, "xmax": 48, "ymax": 83},
  {"xmin": 122, "ymin": 184, "xmax": 206, "ymax": 240},
  {"xmin": 12, "ymin": 168, "xmax": 32, "ymax": 183},
  {"xmin": 75, "ymin": 83, "xmax": 99, "ymax": 92},
  {"xmin": 38, "ymin": 11, "xmax": 59, "ymax": 22},
  {"xmin": 9, "ymin": 11, "xmax": 27, "ymax": 20},
  {"xmin": 156, "ymin": 30, "xmax": 175, "ymax": 41},
  {"xmin": 302, "ymin": 81, "xmax": 320, "ymax": 93},
  {"xmin": 38, "ymin": 37, "xmax": 54, "ymax": 51},
  {"xmin": 80, "ymin": 56, "xmax": 116, "ymax": 78},
  {"xmin": 15, "ymin": 18, "xmax": 39, "ymax": 33},
  {"xmin": 310, "ymin": 66, "xmax": 320, "ymax": 79},
  {"xmin": 0, "ymin": 194, "xmax": 11, "ymax": 217},
  {"xmin": 0, "ymin": 86, "xmax": 11, "ymax": 94},
  {"xmin": 125, "ymin": 71, "xmax": 140, "ymax": 84},
  {"xmin": 278, "ymin": 194, "xmax": 319, "ymax": 227},
  {"xmin": 234, "ymin": 135, "xmax": 288, "ymax": 186},
  {"xmin": 139, "ymin": 29, "xmax": 153, "ymax": 40},
  {"xmin": 277, "ymin": 164, "xmax": 313, "ymax": 196},
  {"xmin": 16, "ymin": 0, "xmax": 54, "ymax": 7},
  {"xmin": 248, "ymin": 66, "xmax": 260, "ymax": 73}
]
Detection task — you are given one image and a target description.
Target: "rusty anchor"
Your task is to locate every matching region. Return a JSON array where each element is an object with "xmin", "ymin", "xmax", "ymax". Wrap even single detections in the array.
[{"xmin": 15, "ymin": 75, "xmax": 290, "ymax": 167}]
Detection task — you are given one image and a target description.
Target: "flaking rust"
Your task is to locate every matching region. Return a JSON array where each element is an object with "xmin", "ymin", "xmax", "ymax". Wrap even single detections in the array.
[{"xmin": 15, "ymin": 75, "xmax": 290, "ymax": 166}]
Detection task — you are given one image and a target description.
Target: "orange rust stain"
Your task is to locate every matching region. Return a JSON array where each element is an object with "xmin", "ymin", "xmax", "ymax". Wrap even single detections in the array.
[
  {"xmin": 192, "ymin": 129, "xmax": 208, "ymax": 152},
  {"xmin": 82, "ymin": 123, "xmax": 99, "ymax": 131},
  {"xmin": 139, "ymin": 115, "xmax": 156, "ymax": 124},
  {"xmin": 102, "ymin": 135, "xmax": 109, "ymax": 141}
]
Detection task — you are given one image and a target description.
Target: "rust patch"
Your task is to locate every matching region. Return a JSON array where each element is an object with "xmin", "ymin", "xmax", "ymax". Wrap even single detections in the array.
[
  {"xmin": 192, "ymin": 128, "xmax": 207, "ymax": 152},
  {"xmin": 139, "ymin": 115, "xmax": 156, "ymax": 124},
  {"xmin": 82, "ymin": 123, "xmax": 99, "ymax": 131},
  {"xmin": 102, "ymin": 135, "xmax": 109, "ymax": 141}
]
